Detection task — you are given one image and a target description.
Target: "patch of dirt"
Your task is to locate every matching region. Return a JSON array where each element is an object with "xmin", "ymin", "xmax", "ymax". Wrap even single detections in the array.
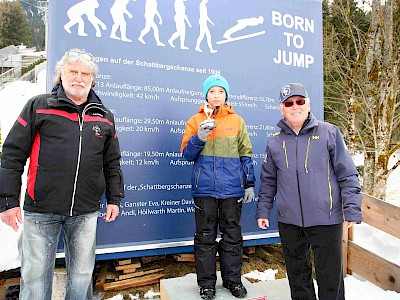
[{"xmin": 100, "ymin": 243, "xmax": 287, "ymax": 299}]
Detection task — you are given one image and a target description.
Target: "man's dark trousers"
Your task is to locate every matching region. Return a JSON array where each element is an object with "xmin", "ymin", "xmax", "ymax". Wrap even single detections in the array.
[{"xmin": 278, "ymin": 222, "xmax": 344, "ymax": 300}]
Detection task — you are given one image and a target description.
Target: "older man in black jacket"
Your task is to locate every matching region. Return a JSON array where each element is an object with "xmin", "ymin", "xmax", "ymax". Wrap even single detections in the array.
[{"xmin": 0, "ymin": 49, "xmax": 124, "ymax": 300}]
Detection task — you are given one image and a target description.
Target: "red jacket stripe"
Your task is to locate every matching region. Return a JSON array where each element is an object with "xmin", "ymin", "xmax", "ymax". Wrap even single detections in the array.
[
  {"xmin": 37, "ymin": 109, "xmax": 79, "ymax": 121},
  {"xmin": 84, "ymin": 115, "xmax": 113, "ymax": 126},
  {"xmin": 17, "ymin": 116, "xmax": 28, "ymax": 127},
  {"xmin": 27, "ymin": 133, "xmax": 41, "ymax": 200}
]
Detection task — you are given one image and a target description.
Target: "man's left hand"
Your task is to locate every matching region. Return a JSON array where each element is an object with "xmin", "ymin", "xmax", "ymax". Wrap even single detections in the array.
[
  {"xmin": 104, "ymin": 204, "xmax": 119, "ymax": 222},
  {"xmin": 345, "ymin": 221, "xmax": 356, "ymax": 228}
]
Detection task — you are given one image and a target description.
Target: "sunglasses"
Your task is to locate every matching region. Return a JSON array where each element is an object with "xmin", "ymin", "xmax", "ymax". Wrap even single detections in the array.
[
  {"xmin": 283, "ymin": 99, "xmax": 306, "ymax": 107},
  {"xmin": 65, "ymin": 50, "xmax": 94, "ymax": 62}
]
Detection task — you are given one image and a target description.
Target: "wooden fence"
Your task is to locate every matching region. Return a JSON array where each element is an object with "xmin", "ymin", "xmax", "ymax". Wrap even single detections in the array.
[{"xmin": 343, "ymin": 192, "xmax": 400, "ymax": 293}]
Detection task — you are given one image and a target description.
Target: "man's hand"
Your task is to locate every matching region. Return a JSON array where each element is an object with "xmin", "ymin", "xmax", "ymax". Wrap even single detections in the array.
[
  {"xmin": 0, "ymin": 207, "xmax": 23, "ymax": 232},
  {"xmin": 345, "ymin": 221, "xmax": 356, "ymax": 228},
  {"xmin": 243, "ymin": 187, "xmax": 255, "ymax": 203},
  {"xmin": 197, "ymin": 120, "xmax": 214, "ymax": 142},
  {"xmin": 257, "ymin": 218, "xmax": 269, "ymax": 230},
  {"xmin": 103, "ymin": 204, "xmax": 119, "ymax": 222}
]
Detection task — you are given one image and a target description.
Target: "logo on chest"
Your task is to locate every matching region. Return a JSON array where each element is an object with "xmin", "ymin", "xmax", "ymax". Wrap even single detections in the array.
[{"xmin": 92, "ymin": 125, "xmax": 103, "ymax": 138}]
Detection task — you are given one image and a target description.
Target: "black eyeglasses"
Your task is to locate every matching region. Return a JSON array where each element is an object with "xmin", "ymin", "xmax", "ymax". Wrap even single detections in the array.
[
  {"xmin": 65, "ymin": 50, "xmax": 94, "ymax": 62},
  {"xmin": 283, "ymin": 99, "xmax": 306, "ymax": 107}
]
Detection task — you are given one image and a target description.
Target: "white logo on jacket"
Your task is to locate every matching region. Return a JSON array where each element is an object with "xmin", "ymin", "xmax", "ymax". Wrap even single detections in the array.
[{"xmin": 92, "ymin": 125, "xmax": 102, "ymax": 137}]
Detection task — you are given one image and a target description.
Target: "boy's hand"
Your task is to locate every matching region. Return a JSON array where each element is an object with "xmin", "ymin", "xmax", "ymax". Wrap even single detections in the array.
[
  {"xmin": 198, "ymin": 120, "xmax": 214, "ymax": 142},
  {"xmin": 243, "ymin": 187, "xmax": 255, "ymax": 203}
]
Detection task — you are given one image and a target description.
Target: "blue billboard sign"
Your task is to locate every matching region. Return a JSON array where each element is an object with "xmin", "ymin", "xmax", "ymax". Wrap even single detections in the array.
[{"xmin": 47, "ymin": 0, "xmax": 323, "ymax": 258}]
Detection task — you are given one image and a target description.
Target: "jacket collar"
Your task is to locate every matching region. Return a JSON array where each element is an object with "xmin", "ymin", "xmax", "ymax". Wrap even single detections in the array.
[
  {"xmin": 48, "ymin": 84, "xmax": 102, "ymax": 108},
  {"xmin": 198, "ymin": 103, "xmax": 235, "ymax": 118},
  {"xmin": 278, "ymin": 112, "xmax": 318, "ymax": 135}
]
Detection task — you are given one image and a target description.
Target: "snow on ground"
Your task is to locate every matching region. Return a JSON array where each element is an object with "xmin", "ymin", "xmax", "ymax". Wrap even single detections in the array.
[{"xmin": 0, "ymin": 76, "xmax": 399, "ymax": 299}]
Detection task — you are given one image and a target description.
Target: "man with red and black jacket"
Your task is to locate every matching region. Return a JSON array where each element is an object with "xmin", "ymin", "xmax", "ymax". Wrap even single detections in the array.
[{"xmin": 0, "ymin": 49, "xmax": 124, "ymax": 300}]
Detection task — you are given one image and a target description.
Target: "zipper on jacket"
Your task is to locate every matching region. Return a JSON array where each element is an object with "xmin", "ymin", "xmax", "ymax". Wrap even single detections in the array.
[
  {"xmin": 304, "ymin": 137, "xmax": 310, "ymax": 173},
  {"xmin": 195, "ymin": 168, "xmax": 201, "ymax": 190},
  {"xmin": 328, "ymin": 159, "xmax": 333, "ymax": 217},
  {"xmin": 242, "ymin": 163, "xmax": 250, "ymax": 189},
  {"xmin": 213, "ymin": 135, "xmax": 217, "ymax": 193},
  {"xmin": 70, "ymin": 118, "xmax": 84, "ymax": 216},
  {"xmin": 69, "ymin": 103, "xmax": 106, "ymax": 216},
  {"xmin": 295, "ymin": 135, "xmax": 305, "ymax": 226},
  {"xmin": 237, "ymin": 168, "xmax": 244, "ymax": 189},
  {"xmin": 282, "ymin": 140, "xmax": 289, "ymax": 168}
]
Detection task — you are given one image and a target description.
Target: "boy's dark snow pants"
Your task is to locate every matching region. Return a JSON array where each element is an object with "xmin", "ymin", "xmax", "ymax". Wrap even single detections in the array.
[
  {"xmin": 278, "ymin": 222, "xmax": 345, "ymax": 300},
  {"xmin": 194, "ymin": 197, "xmax": 243, "ymax": 287}
]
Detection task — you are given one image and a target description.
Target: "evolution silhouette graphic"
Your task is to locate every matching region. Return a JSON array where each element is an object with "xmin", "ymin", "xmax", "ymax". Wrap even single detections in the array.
[{"xmin": 63, "ymin": 0, "xmax": 266, "ymax": 53}]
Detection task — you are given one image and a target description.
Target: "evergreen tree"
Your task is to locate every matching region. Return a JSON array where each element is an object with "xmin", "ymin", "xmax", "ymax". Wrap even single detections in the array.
[
  {"xmin": 29, "ymin": 18, "xmax": 45, "ymax": 50},
  {"xmin": 19, "ymin": 0, "xmax": 47, "ymax": 51},
  {"xmin": 0, "ymin": 1, "xmax": 33, "ymax": 48}
]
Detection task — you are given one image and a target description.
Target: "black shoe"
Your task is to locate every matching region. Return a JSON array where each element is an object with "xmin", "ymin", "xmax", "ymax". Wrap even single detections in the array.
[
  {"xmin": 199, "ymin": 285, "xmax": 216, "ymax": 299},
  {"xmin": 223, "ymin": 281, "xmax": 247, "ymax": 298}
]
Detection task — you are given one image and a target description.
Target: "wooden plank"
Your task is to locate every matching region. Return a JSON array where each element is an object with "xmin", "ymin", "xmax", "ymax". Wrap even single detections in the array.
[
  {"xmin": 361, "ymin": 193, "xmax": 400, "ymax": 239},
  {"xmin": 342, "ymin": 225, "xmax": 349, "ymax": 275},
  {"xmin": 121, "ymin": 266, "xmax": 139, "ymax": 274},
  {"xmin": 106, "ymin": 271, "xmax": 118, "ymax": 280},
  {"xmin": 117, "ymin": 259, "xmax": 132, "ymax": 266},
  {"xmin": 117, "ymin": 267, "xmax": 164, "ymax": 281},
  {"xmin": 95, "ymin": 262, "xmax": 109, "ymax": 289},
  {"xmin": 255, "ymin": 247, "xmax": 274, "ymax": 264},
  {"xmin": 143, "ymin": 267, "xmax": 164, "ymax": 275},
  {"xmin": 102, "ymin": 273, "xmax": 165, "ymax": 291},
  {"xmin": 347, "ymin": 241, "xmax": 400, "ymax": 292},
  {"xmin": 117, "ymin": 270, "xmax": 144, "ymax": 281},
  {"xmin": 140, "ymin": 255, "xmax": 165, "ymax": 265},
  {"xmin": 173, "ymin": 254, "xmax": 195, "ymax": 262},
  {"xmin": 114, "ymin": 258, "xmax": 141, "ymax": 272},
  {"xmin": 260, "ymin": 245, "xmax": 285, "ymax": 263},
  {"xmin": 0, "ymin": 278, "xmax": 20, "ymax": 288}
]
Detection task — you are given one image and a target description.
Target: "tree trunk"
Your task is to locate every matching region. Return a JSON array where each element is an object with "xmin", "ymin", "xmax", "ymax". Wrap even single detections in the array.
[{"xmin": 362, "ymin": 0, "xmax": 399, "ymax": 199}]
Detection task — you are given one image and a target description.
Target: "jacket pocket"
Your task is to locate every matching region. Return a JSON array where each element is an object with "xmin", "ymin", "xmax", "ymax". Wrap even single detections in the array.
[
  {"xmin": 34, "ymin": 167, "xmax": 71, "ymax": 201},
  {"xmin": 118, "ymin": 169, "xmax": 124, "ymax": 198},
  {"xmin": 81, "ymin": 169, "xmax": 106, "ymax": 201},
  {"xmin": 195, "ymin": 168, "xmax": 201, "ymax": 191}
]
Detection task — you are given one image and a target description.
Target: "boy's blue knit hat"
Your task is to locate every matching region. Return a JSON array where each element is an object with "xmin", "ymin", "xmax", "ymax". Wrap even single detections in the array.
[{"xmin": 203, "ymin": 74, "xmax": 230, "ymax": 101}]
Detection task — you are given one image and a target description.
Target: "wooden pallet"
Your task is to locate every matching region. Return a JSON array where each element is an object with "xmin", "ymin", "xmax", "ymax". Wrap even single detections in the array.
[
  {"xmin": 95, "ymin": 258, "xmax": 165, "ymax": 291},
  {"xmin": 0, "ymin": 277, "xmax": 20, "ymax": 300},
  {"xmin": 102, "ymin": 273, "xmax": 165, "ymax": 291}
]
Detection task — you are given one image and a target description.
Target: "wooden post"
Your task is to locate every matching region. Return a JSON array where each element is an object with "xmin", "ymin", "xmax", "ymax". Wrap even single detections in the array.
[
  {"xmin": 342, "ymin": 222, "xmax": 354, "ymax": 276},
  {"xmin": 342, "ymin": 224, "xmax": 349, "ymax": 276}
]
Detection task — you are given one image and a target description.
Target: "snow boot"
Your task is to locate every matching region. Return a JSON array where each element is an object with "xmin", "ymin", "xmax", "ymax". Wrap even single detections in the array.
[
  {"xmin": 223, "ymin": 281, "xmax": 247, "ymax": 298},
  {"xmin": 199, "ymin": 285, "xmax": 216, "ymax": 299}
]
